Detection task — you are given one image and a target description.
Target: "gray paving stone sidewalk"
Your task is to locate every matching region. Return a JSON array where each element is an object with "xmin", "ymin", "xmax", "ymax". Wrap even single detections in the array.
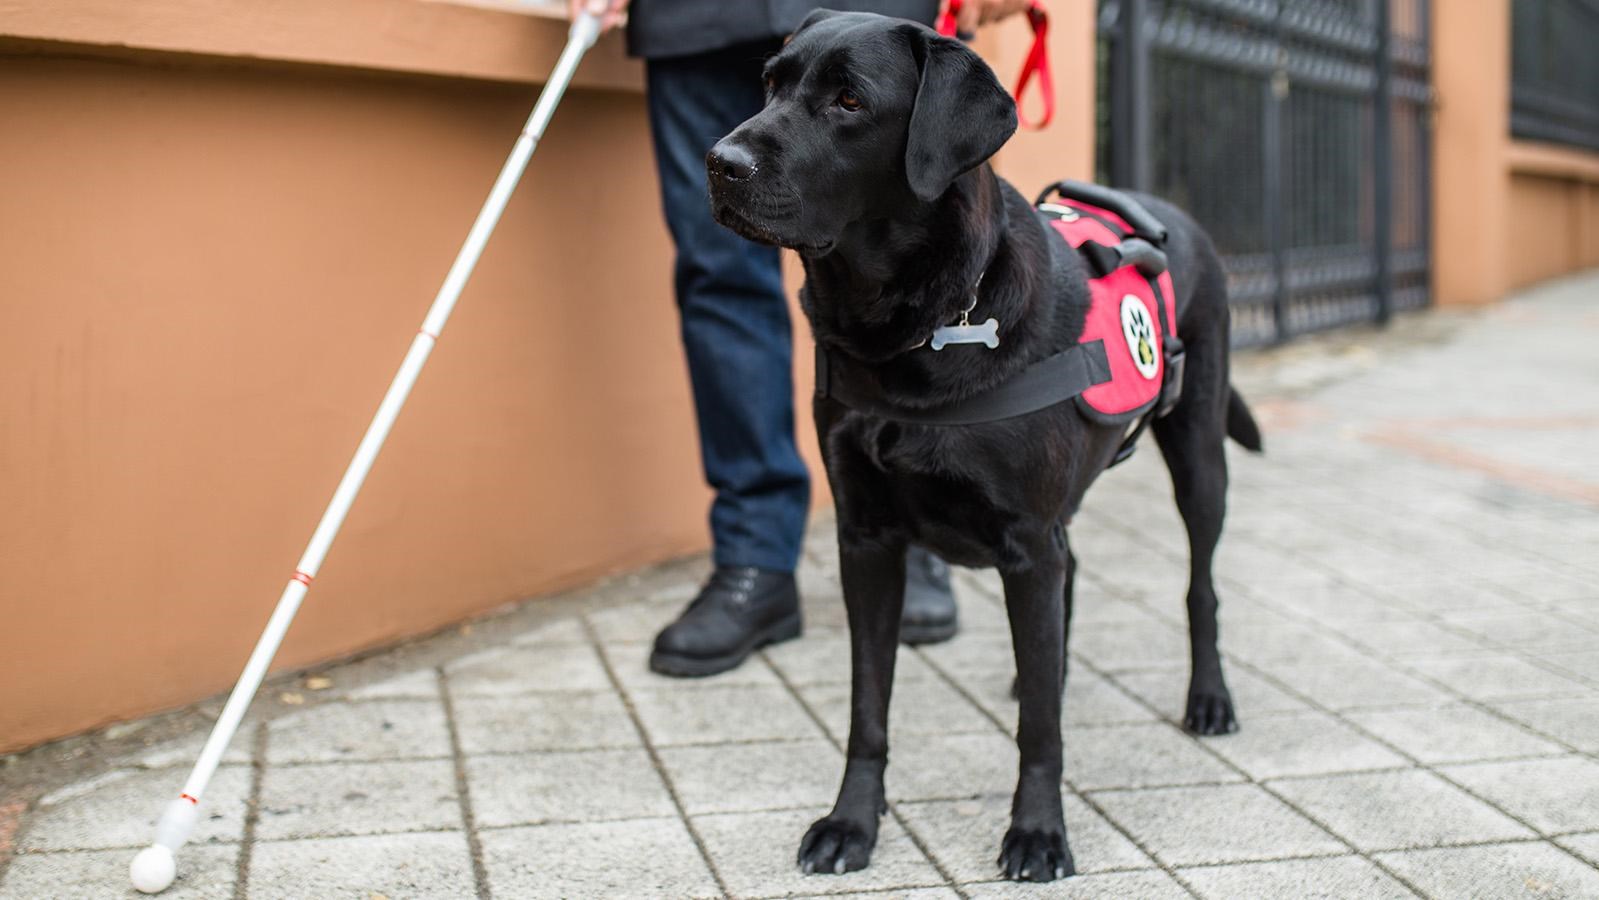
[{"xmin": 3, "ymin": 271, "xmax": 1598, "ymax": 898}]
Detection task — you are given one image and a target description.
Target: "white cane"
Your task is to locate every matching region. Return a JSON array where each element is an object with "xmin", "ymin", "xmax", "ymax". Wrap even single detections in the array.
[{"xmin": 128, "ymin": 9, "xmax": 605, "ymax": 893}]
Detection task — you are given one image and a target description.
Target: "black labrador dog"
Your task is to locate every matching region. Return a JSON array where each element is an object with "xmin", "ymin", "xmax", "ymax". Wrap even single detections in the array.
[{"xmin": 705, "ymin": 10, "xmax": 1261, "ymax": 883}]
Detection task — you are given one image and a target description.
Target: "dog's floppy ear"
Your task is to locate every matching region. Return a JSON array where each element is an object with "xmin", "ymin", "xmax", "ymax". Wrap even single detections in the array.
[{"xmin": 903, "ymin": 27, "xmax": 1018, "ymax": 202}]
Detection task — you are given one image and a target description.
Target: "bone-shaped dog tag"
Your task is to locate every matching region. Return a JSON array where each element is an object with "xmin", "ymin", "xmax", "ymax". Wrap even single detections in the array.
[{"xmin": 930, "ymin": 318, "xmax": 1000, "ymax": 351}]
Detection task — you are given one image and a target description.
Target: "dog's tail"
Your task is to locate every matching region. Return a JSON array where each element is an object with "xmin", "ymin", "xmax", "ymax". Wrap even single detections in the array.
[{"xmin": 1226, "ymin": 388, "xmax": 1264, "ymax": 453}]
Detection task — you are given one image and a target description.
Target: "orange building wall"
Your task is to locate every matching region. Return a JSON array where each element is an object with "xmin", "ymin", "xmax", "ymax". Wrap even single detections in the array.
[
  {"xmin": 1502, "ymin": 143, "xmax": 1599, "ymax": 290},
  {"xmin": 1508, "ymin": 174, "xmax": 1583, "ymax": 289},
  {"xmin": 0, "ymin": 52, "xmax": 726, "ymax": 753},
  {"xmin": 1586, "ymin": 185, "xmax": 1599, "ymax": 270},
  {"xmin": 1432, "ymin": 0, "xmax": 1599, "ymax": 305}
]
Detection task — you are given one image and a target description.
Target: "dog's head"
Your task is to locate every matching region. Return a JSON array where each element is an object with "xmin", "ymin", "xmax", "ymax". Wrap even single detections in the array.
[{"xmin": 706, "ymin": 10, "xmax": 1017, "ymax": 257}]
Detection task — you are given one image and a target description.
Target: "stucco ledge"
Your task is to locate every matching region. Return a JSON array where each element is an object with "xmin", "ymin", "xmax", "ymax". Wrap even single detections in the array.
[
  {"xmin": 1506, "ymin": 140, "xmax": 1599, "ymax": 185},
  {"xmin": 0, "ymin": 0, "xmax": 643, "ymax": 90}
]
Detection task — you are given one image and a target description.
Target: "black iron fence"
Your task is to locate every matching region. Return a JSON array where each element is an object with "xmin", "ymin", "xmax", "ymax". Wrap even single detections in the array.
[
  {"xmin": 1097, "ymin": 0, "xmax": 1432, "ymax": 347},
  {"xmin": 1512, "ymin": 0, "xmax": 1599, "ymax": 152}
]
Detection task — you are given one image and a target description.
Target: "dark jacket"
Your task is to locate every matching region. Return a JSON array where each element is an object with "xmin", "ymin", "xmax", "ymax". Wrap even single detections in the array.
[{"xmin": 626, "ymin": 0, "xmax": 940, "ymax": 59}]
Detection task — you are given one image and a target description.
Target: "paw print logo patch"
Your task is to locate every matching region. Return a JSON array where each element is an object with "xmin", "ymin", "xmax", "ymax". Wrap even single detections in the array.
[{"xmin": 1119, "ymin": 294, "xmax": 1160, "ymax": 380}]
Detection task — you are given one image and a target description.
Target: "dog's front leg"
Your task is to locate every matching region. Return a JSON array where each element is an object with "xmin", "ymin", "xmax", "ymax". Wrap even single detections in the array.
[
  {"xmin": 999, "ymin": 534, "xmax": 1075, "ymax": 882},
  {"xmin": 798, "ymin": 533, "xmax": 906, "ymax": 875}
]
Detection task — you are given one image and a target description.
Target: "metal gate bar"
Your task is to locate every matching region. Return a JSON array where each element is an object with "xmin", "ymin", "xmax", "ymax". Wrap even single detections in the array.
[{"xmin": 1098, "ymin": 0, "xmax": 1432, "ymax": 347}]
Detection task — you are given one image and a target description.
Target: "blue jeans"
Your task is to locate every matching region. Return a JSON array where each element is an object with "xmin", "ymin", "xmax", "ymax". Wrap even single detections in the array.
[{"xmin": 646, "ymin": 41, "xmax": 810, "ymax": 573}]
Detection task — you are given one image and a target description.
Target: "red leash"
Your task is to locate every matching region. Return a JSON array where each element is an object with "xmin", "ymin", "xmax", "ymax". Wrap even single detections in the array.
[{"xmin": 936, "ymin": 0, "xmax": 1054, "ymax": 130}]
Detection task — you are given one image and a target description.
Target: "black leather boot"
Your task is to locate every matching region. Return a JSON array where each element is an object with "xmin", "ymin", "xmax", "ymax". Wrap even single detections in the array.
[
  {"xmin": 649, "ymin": 566, "xmax": 803, "ymax": 677},
  {"xmin": 900, "ymin": 545, "xmax": 958, "ymax": 645}
]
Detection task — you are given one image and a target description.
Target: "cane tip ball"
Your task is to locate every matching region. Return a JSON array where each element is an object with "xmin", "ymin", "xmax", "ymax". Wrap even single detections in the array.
[{"xmin": 130, "ymin": 845, "xmax": 176, "ymax": 894}]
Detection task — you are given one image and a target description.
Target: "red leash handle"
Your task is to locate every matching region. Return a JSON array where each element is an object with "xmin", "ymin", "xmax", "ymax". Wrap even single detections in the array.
[{"xmin": 936, "ymin": 0, "xmax": 1054, "ymax": 130}]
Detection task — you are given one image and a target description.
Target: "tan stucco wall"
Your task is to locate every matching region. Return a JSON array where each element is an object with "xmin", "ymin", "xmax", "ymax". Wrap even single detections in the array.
[
  {"xmin": 1508, "ymin": 173, "xmax": 1590, "ymax": 289},
  {"xmin": 0, "ymin": 49, "xmax": 733, "ymax": 753},
  {"xmin": 0, "ymin": 0, "xmax": 639, "ymax": 91},
  {"xmin": 1507, "ymin": 174, "xmax": 1574, "ymax": 285},
  {"xmin": 1586, "ymin": 185, "xmax": 1599, "ymax": 270},
  {"xmin": 0, "ymin": 4, "xmax": 1095, "ymax": 752},
  {"xmin": 1432, "ymin": 0, "xmax": 1599, "ymax": 304},
  {"xmin": 1432, "ymin": 0, "xmax": 1512, "ymax": 306},
  {"xmin": 1504, "ymin": 144, "xmax": 1599, "ymax": 289}
]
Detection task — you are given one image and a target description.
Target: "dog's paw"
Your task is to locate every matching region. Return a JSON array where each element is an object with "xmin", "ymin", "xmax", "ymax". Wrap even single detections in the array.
[
  {"xmin": 797, "ymin": 816, "xmax": 876, "ymax": 875},
  {"xmin": 1184, "ymin": 689, "xmax": 1239, "ymax": 736},
  {"xmin": 998, "ymin": 826, "xmax": 1074, "ymax": 882}
]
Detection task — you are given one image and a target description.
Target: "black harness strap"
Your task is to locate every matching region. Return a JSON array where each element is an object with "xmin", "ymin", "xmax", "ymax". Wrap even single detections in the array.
[{"xmin": 817, "ymin": 342, "xmax": 1113, "ymax": 427}]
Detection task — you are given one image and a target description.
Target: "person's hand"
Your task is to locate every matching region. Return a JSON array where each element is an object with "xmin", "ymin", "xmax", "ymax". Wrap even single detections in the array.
[
  {"xmin": 950, "ymin": 0, "xmax": 1034, "ymax": 34},
  {"xmin": 568, "ymin": 0, "xmax": 629, "ymax": 32}
]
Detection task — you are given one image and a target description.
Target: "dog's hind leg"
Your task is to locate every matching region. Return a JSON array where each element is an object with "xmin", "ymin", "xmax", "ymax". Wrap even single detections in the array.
[
  {"xmin": 1152, "ymin": 328, "xmax": 1240, "ymax": 735},
  {"xmin": 997, "ymin": 528, "xmax": 1075, "ymax": 882},
  {"xmin": 798, "ymin": 532, "xmax": 906, "ymax": 875}
]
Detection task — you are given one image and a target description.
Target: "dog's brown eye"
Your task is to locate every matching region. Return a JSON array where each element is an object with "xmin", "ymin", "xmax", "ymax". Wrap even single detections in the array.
[{"xmin": 837, "ymin": 88, "xmax": 862, "ymax": 111}]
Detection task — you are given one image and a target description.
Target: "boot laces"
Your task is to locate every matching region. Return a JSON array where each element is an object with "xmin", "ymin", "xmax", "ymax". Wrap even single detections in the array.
[{"xmin": 691, "ymin": 566, "xmax": 761, "ymax": 608}]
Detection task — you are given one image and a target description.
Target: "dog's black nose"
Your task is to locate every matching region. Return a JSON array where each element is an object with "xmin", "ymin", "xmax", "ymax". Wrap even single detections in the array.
[{"xmin": 708, "ymin": 142, "xmax": 756, "ymax": 181}]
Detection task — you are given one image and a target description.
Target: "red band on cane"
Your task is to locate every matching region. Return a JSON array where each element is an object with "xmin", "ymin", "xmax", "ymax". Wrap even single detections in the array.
[
  {"xmin": 291, "ymin": 571, "xmax": 314, "ymax": 587},
  {"xmin": 180, "ymin": 793, "xmax": 198, "ymax": 805},
  {"xmin": 936, "ymin": 0, "xmax": 1053, "ymax": 130},
  {"xmin": 418, "ymin": 328, "xmax": 439, "ymax": 341}
]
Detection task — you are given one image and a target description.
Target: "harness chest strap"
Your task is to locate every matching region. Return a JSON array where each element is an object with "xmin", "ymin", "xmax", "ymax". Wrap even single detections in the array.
[{"xmin": 815, "ymin": 340, "xmax": 1112, "ymax": 427}]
